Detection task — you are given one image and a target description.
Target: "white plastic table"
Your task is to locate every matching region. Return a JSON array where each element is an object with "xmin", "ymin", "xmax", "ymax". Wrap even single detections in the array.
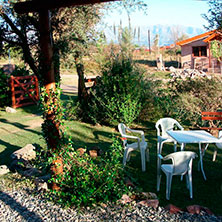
[{"xmin": 166, "ymin": 130, "xmax": 220, "ymax": 180}]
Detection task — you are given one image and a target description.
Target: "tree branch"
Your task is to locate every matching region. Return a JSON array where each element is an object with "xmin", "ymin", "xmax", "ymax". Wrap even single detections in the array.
[{"xmin": 1, "ymin": 12, "xmax": 26, "ymax": 42}]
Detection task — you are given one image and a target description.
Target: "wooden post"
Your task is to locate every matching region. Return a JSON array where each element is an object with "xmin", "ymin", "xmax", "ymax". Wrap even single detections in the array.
[
  {"xmin": 39, "ymin": 10, "xmax": 55, "ymax": 92},
  {"xmin": 10, "ymin": 76, "xmax": 16, "ymax": 108},
  {"xmin": 39, "ymin": 10, "xmax": 62, "ymax": 191},
  {"xmin": 148, "ymin": 30, "xmax": 151, "ymax": 54},
  {"xmin": 208, "ymin": 42, "xmax": 211, "ymax": 68}
]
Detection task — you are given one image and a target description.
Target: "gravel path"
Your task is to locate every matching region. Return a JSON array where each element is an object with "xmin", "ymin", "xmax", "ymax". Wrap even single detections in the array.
[{"xmin": 0, "ymin": 188, "xmax": 222, "ymax": 222}]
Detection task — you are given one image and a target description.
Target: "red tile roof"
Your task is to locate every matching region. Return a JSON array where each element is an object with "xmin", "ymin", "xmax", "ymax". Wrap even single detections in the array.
[{"xmin": 176, "ymin": 30, "xmax": 216, "ymax": 46}]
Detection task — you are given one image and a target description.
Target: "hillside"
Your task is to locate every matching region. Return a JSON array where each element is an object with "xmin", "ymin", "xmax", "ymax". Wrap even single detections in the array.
[{"xmin": 104, "ymin": 24, "xmax": 205, "ymax": 46}]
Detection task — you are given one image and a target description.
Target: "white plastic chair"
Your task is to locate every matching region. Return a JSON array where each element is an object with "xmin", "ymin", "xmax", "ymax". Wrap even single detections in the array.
[
  {"xmin": 118, "ymin": 123, "xmax": 149, "ymax": 172},
  {"xmin": 156, "ymin": 118, "xmax": 184, "ymax": 155},
  {"xmin": 213, "ymin": 130, "xmax": 222, "ymax": 161},
  {"xmin": 156, "ymin": 118, "xmax": 184, "ymax": 190},
  {"xmin": 157, "ymin": 151, "xmax": 197, "ymax": 200}
]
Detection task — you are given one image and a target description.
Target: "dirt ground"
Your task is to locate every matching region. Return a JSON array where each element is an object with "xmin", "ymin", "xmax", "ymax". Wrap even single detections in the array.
[{"xmin": 61, "ymin": 74, "xmax": 78, "ymax": 94}]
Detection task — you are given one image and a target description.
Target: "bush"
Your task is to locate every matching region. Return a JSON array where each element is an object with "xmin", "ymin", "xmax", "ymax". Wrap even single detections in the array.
[
  {"xmin": 87, "ymin": 54, "xmax": 146, "ymax": 126},
  {"xmin": 37, "ymin": 136, "xmax": 128, "ymax": 207},
  {"xmin": 38, "ymin": 88, "xmax": 129, "ymax": 207},
  {"xmin": 0, "ymin": 68, "xmax": 11, "ymax": 107},
  {"xmin": 57, "ymin": 137, "xmax": 128, "ymax": 207},
  {"xmin": 143, "ymin": 76, "xmax": 222, "ymax": 128}
]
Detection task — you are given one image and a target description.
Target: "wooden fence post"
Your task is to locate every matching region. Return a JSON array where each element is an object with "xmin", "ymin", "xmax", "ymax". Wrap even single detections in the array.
[{"xmin": 10, "ymin": 76, "xmax": 16, "ymax": 108}]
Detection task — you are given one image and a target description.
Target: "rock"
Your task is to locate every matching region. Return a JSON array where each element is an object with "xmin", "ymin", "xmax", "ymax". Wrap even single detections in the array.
[
  {"xmin": 11, "ymin": 144, "xmax": 36, "ymax": 161},
  {"xmin": 5, "ymin": 107, "xmax": 17, "ymax": 113},
  {"xmin": 95, "ymin": 123, "xmax": 102, "ymax": 127},
  {"xmin": 169, "ymin": 66, "xmax": 176, "ymax": 72},
  {"xmin": 165, "ymin": 204, "xmax": 183, "ymax": 214},
  {"xmin": 89, "ymin": 150, "xmax": 98, "ymax": 158},
  {"xmin": 187, "ymin": 205, "xmax": 213, "ymax": 215},
  {"xmin": 204, "ymin": 207, "xmax": 214, "ymax": 215},
  {"xmin": 137, "ymin": 199, "xmax": 159, "ymax": 209},
  {"xmin": 187, "ymin": 205, "xmax": 201, "ymax": 214},
  {"xmin": 89, "ymin": 146, "xmax": 104, "ymax": 156},
  {"xmin": 119, "ymin": 194, "xmax": 133, "ymax": 204},
  {"xmin": 170, "ymin": 69, "xmax": 207, "ymax": 79},
  {"xmin": 0, "ymin": 165, "xmax": 10, "ymax": 175},
  {"xmin": 141, "ymin": 192, "xmax": 158, "ymax": 199},
  {"xmin": 77, "ymin": 148, "xmax": 86, "ymax": 156},
  {"xmin": 34, "ymin": 178, "xmax": 48, "ymax": 191}
]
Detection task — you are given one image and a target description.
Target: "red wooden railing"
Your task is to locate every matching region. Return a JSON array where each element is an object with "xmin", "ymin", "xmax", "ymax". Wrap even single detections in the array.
[{"xmin": 10, "ymin": 75, "xmax": 39, "ymax": 108}]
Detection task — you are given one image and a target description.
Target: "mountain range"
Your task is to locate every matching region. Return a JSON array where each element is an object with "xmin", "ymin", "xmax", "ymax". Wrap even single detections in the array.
[{"xmin": 104, "ymin": 24, "xmax": 205, "ymax": 46}]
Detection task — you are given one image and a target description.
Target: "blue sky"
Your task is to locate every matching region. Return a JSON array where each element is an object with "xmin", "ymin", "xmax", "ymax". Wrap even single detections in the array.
[{"xmin": 103, "ymin": 0, "xmax": 209, "ymax": 29}]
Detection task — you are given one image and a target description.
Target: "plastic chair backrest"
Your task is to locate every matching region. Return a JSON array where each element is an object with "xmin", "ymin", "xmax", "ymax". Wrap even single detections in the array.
[
  {"xmin": 156, "ymin": 118, "xmax": 180, "ymax": 137},
  {"xmin": 118, "ymin": 123, "xmax": 127, "ymax": 146},
  {"xmin": 216, "ymin": 130, "xmax": 222, "ymax": 149},
  {"xmin": 164, "ymin": 151, "xmax": 197, "ymax": 175}
]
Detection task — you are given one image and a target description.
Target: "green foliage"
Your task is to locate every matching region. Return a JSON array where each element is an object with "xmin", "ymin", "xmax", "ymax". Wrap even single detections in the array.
[
  {"xmin": 87, "ymin": 54, "xmax": 145, "ymax": 126},
  {"xmin": 38, "ymin": 87, "xmax": 128, "ymax": 207},
  {"xmin": 203, "ymin": 0, "xmax": 222, "ymax": 30},
  {"xmin": 50, "ymin": 136, "xmax": 128, "ymax": 207},
  {"xmin": 11, "ymin": 65, "xmax": 31, "ymax": 77},
  {"xmin": 0, "ymin": 68, "xmax": 11, "ymax": 107},
  {"xmin": 211, "ymin": 40, "xmax": 222, "ymax": 62},
  {"xmin": 143, "ymin": 76, "xmax": 222, "ymax": 128},
  {"xmin": 39, "ymin": 86, "xmax": 66, "ymax": 154},
  {"xmin": 119, "ymin": 27, "xmax": 134, "ymax": 56}
]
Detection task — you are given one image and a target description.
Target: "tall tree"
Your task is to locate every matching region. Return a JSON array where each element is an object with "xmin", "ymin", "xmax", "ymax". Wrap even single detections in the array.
[
  {"xmin": 203, "ymin": 0, "xmax": 222, "ymax": 30},
  {"xmin": 0, "ymin": 1, "xmax": 102, "ymax": 96},
  {"xmin": 0, "ymin": 1, "xmax": 39, "ymax": 77},
  {"xmin": 0, "ymin": 0, "xmax": 148, "ymax": 101}
]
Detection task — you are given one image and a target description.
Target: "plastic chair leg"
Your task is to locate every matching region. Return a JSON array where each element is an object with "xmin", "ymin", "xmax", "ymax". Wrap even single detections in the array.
[
  {"xmin": 159, "ymin": 142, "xmax": 164, "ymax": 154},
  {"xmin": 174, "ymin": 141, "xmax": 177, "ymax": 152},
  {"xmin": 185, "ymin": 174, "xmax": 189, "ymax": 189},
  {"xmin": 213, "ymin": 148, "xmax": 217, "ymax": 162},
  {"xmin": 188, "ymin": 172, "xmax": 193, "ymax": 198},
  {"xmin": 123, "ymin": 148, "xmax": 130, "ymax": 166},
  {"xmin": 141, "ymin": 148, "xmax": 146, "ymax": 172},
  {"xmin": 157, "ymin": 142, "xmax": 160, "ymax": 154},
  {"xmin": 166, "ymin": 173, "xmax": 172, "ymax": 200},
  {"xmin": 157, "ymin": 174, "xmax": 161, "ymax": 191}
]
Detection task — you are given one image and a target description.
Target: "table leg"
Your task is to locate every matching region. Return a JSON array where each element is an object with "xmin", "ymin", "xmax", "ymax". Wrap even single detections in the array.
[
  {"xmin": 199, "ymin": 143, "xmax": 207, "ymax": 180},
  {"xmin": 181, "ymin": 143, "xmax": 185, "ymax": 151}
]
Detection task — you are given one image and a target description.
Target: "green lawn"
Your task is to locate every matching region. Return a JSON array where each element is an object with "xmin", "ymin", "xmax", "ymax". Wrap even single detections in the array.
[{"xmin": 0, "ymin": 104, "xmax": 222, "ymax": 215}]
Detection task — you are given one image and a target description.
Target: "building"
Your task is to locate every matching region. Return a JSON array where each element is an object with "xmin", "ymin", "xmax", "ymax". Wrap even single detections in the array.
[{"xmin": 176, "ymin": 30, "xmax": 222, "ymax": 72}]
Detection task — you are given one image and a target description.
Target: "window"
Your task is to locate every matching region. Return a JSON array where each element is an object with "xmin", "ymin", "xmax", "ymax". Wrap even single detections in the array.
[{"xmin": 192, "ymin": 46, "xmax": 207, "ymax": 57}]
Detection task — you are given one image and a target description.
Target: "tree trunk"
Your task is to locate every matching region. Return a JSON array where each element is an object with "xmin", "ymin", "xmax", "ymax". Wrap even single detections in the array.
[{"xmin": 74, "ymin": 55, "xmax": 88, "ymax": 103}]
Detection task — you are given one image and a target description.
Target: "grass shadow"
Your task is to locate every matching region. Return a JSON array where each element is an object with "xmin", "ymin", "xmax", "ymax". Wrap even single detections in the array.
[
  {"xmin": 0, "ymin": 118, "xmax": 41, "ymax": 136},
  {"xmin": 0, "ymin": 139, "xmax": 21, "ymax": 165}
]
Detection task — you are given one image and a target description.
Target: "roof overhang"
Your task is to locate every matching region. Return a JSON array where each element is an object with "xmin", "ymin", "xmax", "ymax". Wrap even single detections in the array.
[
  {"xmin": 176, "ymin": 30, "xmax": 216, "ymax": 46},
  {"xmin": 14, "ymin": 0, "xmax": 119, "ymax": 14}
]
